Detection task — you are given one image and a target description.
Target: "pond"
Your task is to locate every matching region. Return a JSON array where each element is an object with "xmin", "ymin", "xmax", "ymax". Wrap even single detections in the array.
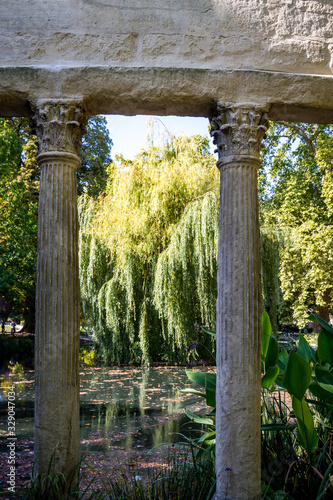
[{"xmin": 0, "ymin": 365, "xmax": 209, "ymax": 455}]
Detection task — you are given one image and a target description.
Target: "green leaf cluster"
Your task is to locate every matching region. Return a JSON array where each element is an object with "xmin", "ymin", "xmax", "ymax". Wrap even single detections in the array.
[{"xmin": 185, "ymin": 312, "xmax": 333, "ymax": 461}]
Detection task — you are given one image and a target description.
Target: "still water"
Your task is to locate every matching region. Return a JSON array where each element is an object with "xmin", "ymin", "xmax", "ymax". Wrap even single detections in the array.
[{"xmin": 0, "ymin": 366, "xmax": 207, "ymax": 453}]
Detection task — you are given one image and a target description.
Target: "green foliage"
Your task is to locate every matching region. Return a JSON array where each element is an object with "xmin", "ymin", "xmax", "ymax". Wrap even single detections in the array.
[
  {"xmin": 0, "ymin": 115, "xmax": 112, "ymax": 331},
  {"xmin": 8, "ymin": 361, "xmax": 24, "ymax": 375},
  {"xmin": 282, "ymin": 350, "xmax": 312, "ymax": 401},
  {"xmin": 79, "ymin": 130, "xmax": 288, "ymax": 365},
  {"xmin": 184, "ymin": 312, "xmax": 333, "ymax": 498},
  {"xmin": 0, "ymin": 334, "xmax": 35, "ymax": 365},
  {"xmin": 153, "ymin": 191, "xmax": 219, "ymax": 357},
  {"xmin": 79, "ymin": 135, "xmax": 219, "ymax": 364},
  {"xmin": 261, "ymin": 122, "xmax": 333, "ymax": 327},
  {"xmin": 185, "ymin": 369, "xmax": 216, "ymax": 408},
  {"xmin": 78, "ymin": 115, "xmax": 113, "ymax": 198},
  {"xmin": 0, "ymin": 118, "xmax": 38, "ymax": 330},
  {"xmin": 79, "ymin": 348, "xmax": 96, "ymax": 367}
]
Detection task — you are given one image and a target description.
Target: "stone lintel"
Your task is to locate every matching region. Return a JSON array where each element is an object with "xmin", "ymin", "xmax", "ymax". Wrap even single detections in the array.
[{"xmin": 0, "ymin": 67, "xmax": 333, "ymax": 123}]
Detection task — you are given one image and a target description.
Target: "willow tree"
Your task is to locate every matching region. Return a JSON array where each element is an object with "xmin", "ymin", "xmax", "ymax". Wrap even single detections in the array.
[
  {"xmin": 79, "ymin": 135, "xmax": 219, "ymax": 364},
  {"xmin": 153, "ymin": 191, "xmax": 219, "ymax": 354}
]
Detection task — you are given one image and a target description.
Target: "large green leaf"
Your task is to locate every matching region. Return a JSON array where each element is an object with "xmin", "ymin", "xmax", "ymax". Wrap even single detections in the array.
[
  {"xmin": 282, "ymin": 350, "xmax": 311, "ymax": 401},
  {"xmin": 198, "ymin": 430, "xmax": 216, "ymax": 443},
  {"xmin": 298, "ymin": 335, "xmax": 316, "ymax": 364},
  {"xmin": 318, "ymin": 329, "xmax": 333, "ymax": 366},
  {"xmin": 265, "ymin": 336, "xmax": 279, "ymax": 371},
  {"xmin": 261, "ymin": 366, "xmax": 279, "ymax": 389},
  {"xmin": 308, "ymin": 313, "xmax": 333, "ymax": 335},
  {"xmin": 185, "ymin": 370, "xmax": 216, "ymax": 408},
  {"xmin": 261, "ymin": 311, "xmax": 272, "ymax": 360},
  {"xmin": 315, "ymin": 365, "xmax": 333, "ymax": 394},
  {"xmin": 292, "ymin": 396, "xmax": 317, "ymax": 453},
  {"xmin": 277, "ymin": 349, "xmax": 288, "ymax": 374},
  {"xmin": 308, "ymin": 382, "xmax": 333, "ymax": 404},
  {"xmin": 296, "ymin": 425, "xmax": 318, "ymax": 454},
  {"xmin": 185, "ymin": 370, "xmax": 216, "ymax": 392},
  {"xmin": 206, "ymin": 388, "xmax": 216, "ymax": 408},
  {"xmin": 185, "ymin": 409, "xmax": 214, "ymax": 426}
]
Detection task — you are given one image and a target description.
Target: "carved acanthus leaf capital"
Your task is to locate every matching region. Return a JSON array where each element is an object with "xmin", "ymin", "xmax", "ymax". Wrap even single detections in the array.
[
  {"xmin": 210, "ymin": 106, "xmax": 268, "ymax": 162},
  {"xmin": 31, "ymin": 101, "xmax": 88, "ymax": 157}
]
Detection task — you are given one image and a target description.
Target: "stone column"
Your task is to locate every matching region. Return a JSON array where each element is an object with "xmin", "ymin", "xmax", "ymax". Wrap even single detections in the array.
[
  {"xmin": 32, "ymin": 101, "xmax": 87, "ymax": 477},
  {"xmin": 210, "ymin": 106, "xmax": 268, "ymax": 500}
]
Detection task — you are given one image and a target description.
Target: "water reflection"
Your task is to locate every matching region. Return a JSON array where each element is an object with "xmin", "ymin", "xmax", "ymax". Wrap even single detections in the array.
[
  {"xmin": 79, "ymin": 366, "xmax": 206, "ymax": 451},
  {"xmin": 0, "ymin": 365, "xmax": 207, "ymax": 452}
]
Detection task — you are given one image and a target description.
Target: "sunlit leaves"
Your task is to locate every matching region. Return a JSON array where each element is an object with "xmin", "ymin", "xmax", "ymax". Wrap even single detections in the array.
[
  {"xmin": 79, "ymin": 135, "xmax": 219, "ymax": 364},
  {"xmin": 0, "ymin": 118, "xmax": 38, "ymax": 328},
  {"xmin": 260, "ymin": 123, "xmax": 333, "ymax": 327},
  {"xmin": 153, "ymin": 191, "xmax": 219, "ymax": 353}
]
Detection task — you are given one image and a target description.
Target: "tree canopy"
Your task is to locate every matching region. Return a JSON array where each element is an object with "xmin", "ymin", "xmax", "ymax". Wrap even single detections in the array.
[
  {"xmin": 78, "ymin": 115, "xmax": 113, "ymax": 197},
  {"xmin": 0, "ymin": 115, "xmax": 113, "ymax": 330},
  {"xmin": 0, "ymin": 118, "xmax": 38, "ymax": 329},
  {"xmin": 260, "ymin": 122, "xmax": 333, "ymax": 326},
  {"xmin": 79, "ymin": 135, "xmax": 219, "ymax": 364}
]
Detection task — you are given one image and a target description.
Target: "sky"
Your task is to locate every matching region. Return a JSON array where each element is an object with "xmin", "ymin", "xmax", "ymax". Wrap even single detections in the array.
[{"xmin": 104, "ymin": 114, "xmax": 214, "ymax": 160}]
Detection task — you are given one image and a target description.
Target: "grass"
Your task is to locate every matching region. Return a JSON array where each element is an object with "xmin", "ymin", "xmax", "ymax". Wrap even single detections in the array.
[{"xmin": 1, "ymin": 448, "xmax": 216, "ymax": 500}]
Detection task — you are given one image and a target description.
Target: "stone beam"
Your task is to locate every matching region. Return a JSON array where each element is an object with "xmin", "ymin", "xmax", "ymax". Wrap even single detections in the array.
[
  {"xmin": 32, "ymin": 100, "xmax": 88, "ymax": 478},
  {"xmin": 1, "ymin": 67, "xmax": 333, "ymax": 123},
  {"xmin": 210, "ymin": 105, "xmax": 267, "ymax": 500}
]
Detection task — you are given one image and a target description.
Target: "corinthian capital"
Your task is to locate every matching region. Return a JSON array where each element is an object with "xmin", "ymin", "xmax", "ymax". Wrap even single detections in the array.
[
  {"xmin": 210, "ymin": 106, "xmax": 268, "ymax": 164},
  {"xmin": 31, "ymin": 100, "xmax": 88, "ymax": 157}
]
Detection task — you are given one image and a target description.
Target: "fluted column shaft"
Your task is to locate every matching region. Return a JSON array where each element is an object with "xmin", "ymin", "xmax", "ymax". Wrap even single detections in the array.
[
  {"xmin": 210, "ymin": 106, "xmax": 268, "ymax": 500},
  {"xmin": 32, "ymin": 101, "xmax": 87, "ymax": 476}
]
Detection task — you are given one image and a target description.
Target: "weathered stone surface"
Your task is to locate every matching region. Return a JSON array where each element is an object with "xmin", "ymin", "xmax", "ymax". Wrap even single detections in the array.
[
  {"xmin": 1, "ymin": 66, "xmax": 333, "ymax": 123},
  {"xmin": 211, "ymin": 106, "xmax": 267, "ymax": 500},
  {"xmin": 32, "ymin": 101, "xmax": 87, "ymax": 155},
  {"xmin": 1, "ymin": 1, "xmax": 333, "ymax": 120},
  {"xmin": 1, "ymin": 0, "xmax": 333, "ymax": 75},
  {"xmin": 33, "ymin": 101, "xmax": 87, "ymax": 477}
]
